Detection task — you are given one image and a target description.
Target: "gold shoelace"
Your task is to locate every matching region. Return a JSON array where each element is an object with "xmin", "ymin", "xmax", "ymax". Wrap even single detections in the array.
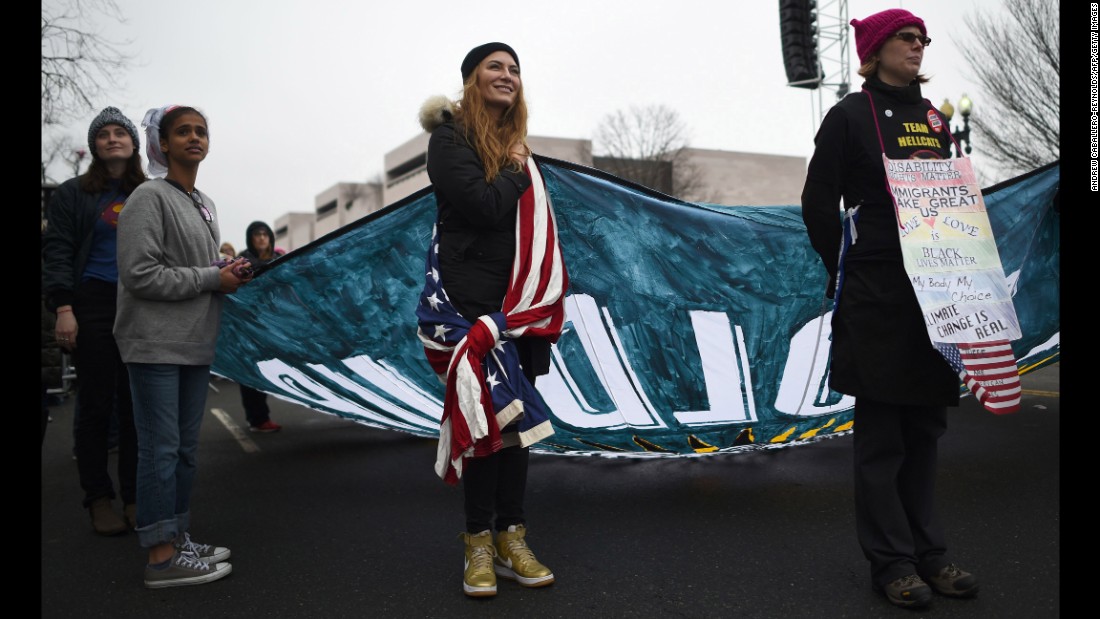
[{"xmin": 469, "ymin": 545, "xmax": 495, "ymax": 572}]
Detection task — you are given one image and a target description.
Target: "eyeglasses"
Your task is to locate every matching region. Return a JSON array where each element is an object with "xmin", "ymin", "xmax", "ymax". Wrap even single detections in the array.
[
  {"xmin": 190, "ymin": 190, "xmax": 213, "ymax": 223},
  {"xmin": 891, "ymin": 32, "xmax": 931, "ymax": 47}
]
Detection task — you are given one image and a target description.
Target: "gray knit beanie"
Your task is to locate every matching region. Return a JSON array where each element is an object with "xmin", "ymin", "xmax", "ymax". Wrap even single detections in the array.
[{"xmin": 87, "ymin": 106, "xmax": 140, "ymax": 157}]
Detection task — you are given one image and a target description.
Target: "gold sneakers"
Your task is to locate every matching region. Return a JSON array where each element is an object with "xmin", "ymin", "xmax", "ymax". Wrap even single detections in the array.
[
  {"xmin": 461, "ymin": 530, "xmax": 497, "ymax": 597},
  {"xmin": 493, "ymin": 525, "xmax": 554, "ymax": 587}
]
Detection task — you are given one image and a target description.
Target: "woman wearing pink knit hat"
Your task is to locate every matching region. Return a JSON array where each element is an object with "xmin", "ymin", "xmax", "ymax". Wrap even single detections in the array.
[{"xmin": 800, "ymin": 7, "xmax": 978, "ymax": 610}]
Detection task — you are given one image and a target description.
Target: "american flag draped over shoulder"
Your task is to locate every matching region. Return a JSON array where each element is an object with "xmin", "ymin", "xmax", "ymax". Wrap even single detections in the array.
[
  {"xmin": 934, "ymin": 340, "xmax": 1021, "ymax": 414},
  {"xmin": 415, "ymin": 158, "xmax": 569, "ymax": 485}
]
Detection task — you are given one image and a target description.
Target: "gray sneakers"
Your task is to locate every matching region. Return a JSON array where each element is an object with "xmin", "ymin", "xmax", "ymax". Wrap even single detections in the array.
[
  {"xmin": 144, "ymin": 550, "xmax": 232, "ymax": 589},
  {"xmin": 174, "ymin": 531, "xmax": 231, "ymax": 563},
  {"xmin": 921, "ymin": 563, "xmax": 979, "ymax": 598},
  {"xmin": 876, "ymin": 574, "xmax": 932, "ymax": 608}
]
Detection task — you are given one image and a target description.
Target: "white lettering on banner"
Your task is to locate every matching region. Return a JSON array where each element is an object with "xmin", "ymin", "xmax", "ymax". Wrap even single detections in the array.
[
  {"xmin": 672, "ymin": 310, "xmax": 758, "ymax": 425},
  {"xmin": 256, "ymin": 358, "xmax": 423, "ymax": 429},
  {"xmin": 252, "ymin": 293, "xmax": 848, "ymax": 431},
  {"xmin": 309, "ymin": 362, "xmax": 439, "ymax": 432},
  {"xmin": 774, "ymin": 311, "xmax": 855, "ymax": 416},
  {"xmin": 1005, "ymin": 269, "xmax": 1020, "ymax": 296},
  {"xmin": 537, "ymin": 294, "xmax": 667, "ymax": 430},
  {"xmin": 342, "ymin": 356, "xmax": 443, "ymax": 424}
]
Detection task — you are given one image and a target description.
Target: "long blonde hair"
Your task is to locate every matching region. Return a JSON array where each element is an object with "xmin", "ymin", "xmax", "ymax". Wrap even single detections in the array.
[{"xmin": 452, "ymin": 72, "xmax": 529, "ymax": 183}]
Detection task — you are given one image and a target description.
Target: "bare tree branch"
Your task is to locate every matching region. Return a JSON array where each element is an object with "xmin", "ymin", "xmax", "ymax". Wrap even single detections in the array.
[
  {"xmin": 41, "ymin": 134, "xmax": 77, "ymax": 185},
  {"xmin": 956, "ymin": 0, "xmax": 1059, "ymax": 177},
  {"xmin": 41, "ymin": 0, "xmax": 134, "ymax": 127},
  {"xmin": 593, "ymin": 104, "xmax": 713, "ymax": 201}
]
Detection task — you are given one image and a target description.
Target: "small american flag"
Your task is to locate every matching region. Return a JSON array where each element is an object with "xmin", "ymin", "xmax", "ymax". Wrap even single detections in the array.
[
  {"xmin": 416, "ymin": 158, "xmax": 568, "ymax": 484},
  {"xmin": 935, "ymin": 340, "xmax": 1021, "ymax": 414}
]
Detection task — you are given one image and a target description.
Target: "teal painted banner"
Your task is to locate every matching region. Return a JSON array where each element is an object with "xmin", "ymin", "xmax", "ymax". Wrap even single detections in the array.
[{"xmin": 212, "ymin": 159, "xmax": 1060, "ymax": 457}]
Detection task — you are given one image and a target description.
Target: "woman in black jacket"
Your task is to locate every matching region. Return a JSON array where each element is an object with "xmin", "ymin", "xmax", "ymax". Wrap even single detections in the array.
[
  {"xmin": 416, "ymin": 42, "xmax": 568, "ymax": 598},
  {"xmin": 42, "ymin": 107, "xmax": 145, "ymax": 536},
  {"xmin": 801, "ymin": 9, "xmax": 978, "ymax": 609}
]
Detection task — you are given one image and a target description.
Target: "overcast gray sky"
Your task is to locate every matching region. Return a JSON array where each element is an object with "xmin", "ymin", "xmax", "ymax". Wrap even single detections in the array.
[{"xmin": 43, "ymin": 0, "xmax": 1011, "ymax": 248}]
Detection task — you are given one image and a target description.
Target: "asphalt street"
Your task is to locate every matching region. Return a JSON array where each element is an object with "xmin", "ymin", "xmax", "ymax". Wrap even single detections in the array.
[{"xmin": 41, "ymin": 363, "xmax": 1060, "ymax": 618}]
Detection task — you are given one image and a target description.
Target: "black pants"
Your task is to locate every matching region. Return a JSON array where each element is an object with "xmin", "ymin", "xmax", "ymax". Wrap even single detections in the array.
[
  {"xmin": 41, "ymin": 382, "xmax": 49, "ymax": 444},
  {"xmin": 240, "ymin": 384, "xmax": 271, "ymax": 427},
  {"xmin": 72, "ymin": 278, "xmax": 137, "ymax": 507},
  {"xmin": 463, "ymin": 444, "xmax": 530, "ymax": 534},
  {"xmin": 463, "ymin": 346, "xmax": 539, "ymax": 533},
  {"xmin": 853, "ymin": 398, "xmax": 950, "ymax": 588}
]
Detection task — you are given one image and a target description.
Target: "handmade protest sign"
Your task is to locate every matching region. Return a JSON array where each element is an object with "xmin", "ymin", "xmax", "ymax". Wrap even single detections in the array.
[{"xmin": 884, "ymin": 155, "xmax": 1022, "ymax": 413}]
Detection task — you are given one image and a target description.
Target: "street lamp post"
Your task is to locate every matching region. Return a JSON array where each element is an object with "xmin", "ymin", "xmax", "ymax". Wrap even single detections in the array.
[{"xmin": 939, "ymin": 94, "xmax": 973, "ymax": 158}]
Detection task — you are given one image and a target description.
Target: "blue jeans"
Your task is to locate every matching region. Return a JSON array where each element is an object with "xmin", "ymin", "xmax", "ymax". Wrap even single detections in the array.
[{"xmin": 128, "ymin": 363, "xmax": 210, "ymax": 549}]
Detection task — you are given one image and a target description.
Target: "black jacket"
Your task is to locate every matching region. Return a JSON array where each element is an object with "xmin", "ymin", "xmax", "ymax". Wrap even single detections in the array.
[
  {"xmin": 800, "ymin": 76, "xmax": 960, "ymax": 406},
  {"xmin": 802, "ymin": 75, "xmax": 955, "ymax": 292},
  {"xmin": 423, "ymin": 114, "xmax": 551, "ymax": 378},
  {"xmin": 41, "ymin": 177, "xmax": 124, "ymax": 312},
  {"xmin": 426, "ymin": 120, "xmax": 531, "ymax": 320}
]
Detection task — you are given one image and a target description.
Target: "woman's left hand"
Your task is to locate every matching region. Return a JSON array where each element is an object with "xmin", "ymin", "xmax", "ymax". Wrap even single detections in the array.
[
  {"xmin": 54, "ymin": 309, "xmax": 77, "ymax": 351},
  {"xmin": 217, "ymin": 258, "xmax": 253, "ymax": 293},
  {"xmin": 509, "ymin": 142, "xmax": 529, "ymax": 166}
]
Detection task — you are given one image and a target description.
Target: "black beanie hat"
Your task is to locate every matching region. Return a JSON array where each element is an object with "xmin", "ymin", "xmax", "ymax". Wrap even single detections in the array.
[{"xmin": 461, "ymin": 42, "xmax": 519, "ymax": 81}]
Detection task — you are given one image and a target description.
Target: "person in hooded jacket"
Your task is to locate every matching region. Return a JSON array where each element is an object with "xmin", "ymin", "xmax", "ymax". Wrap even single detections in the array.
[{"xmin": 236, "ymin": 221, "xmax": 285, "ymax": 433}]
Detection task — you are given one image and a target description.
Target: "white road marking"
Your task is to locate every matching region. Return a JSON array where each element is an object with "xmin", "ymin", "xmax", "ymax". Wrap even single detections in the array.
[{"xmin": 210, "ymin": 407, "xmax": 261, "ymax": 453}]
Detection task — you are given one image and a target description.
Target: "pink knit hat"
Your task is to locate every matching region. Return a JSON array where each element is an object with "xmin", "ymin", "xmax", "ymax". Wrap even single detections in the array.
[{"xmin": 850, "ymin": 8, "xmax": 927, "ymax": 63}]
